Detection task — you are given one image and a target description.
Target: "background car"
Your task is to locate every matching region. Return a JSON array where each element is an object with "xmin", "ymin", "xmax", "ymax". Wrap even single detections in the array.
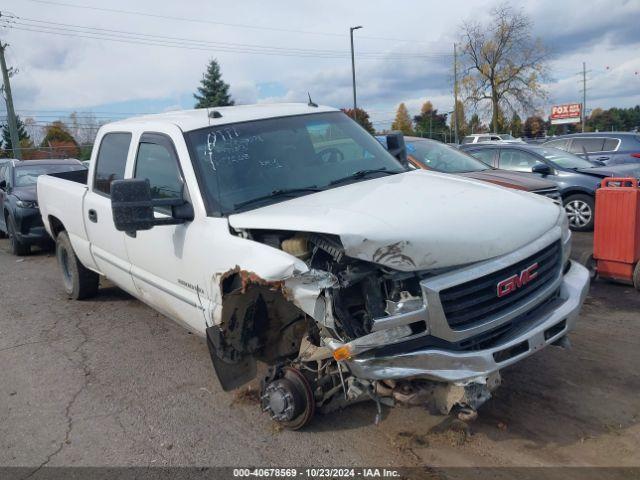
[
  {"xmin": 381, "ymin": 136, "xmax": 561, "ymax": 200},
  {"xmin": 461, "ymin": 133, "xmax": 524, "ymax": 144},
  {"xmin": 460, "ymin": 143, "xmax": 640, "ymax": 231},
  {"xmin": 0, "ymin": 159, "xmax": 87, "ymax": 255},
  {"xmin": 542, "ymin": 132, "xmax": 640, "ymax": 165}
]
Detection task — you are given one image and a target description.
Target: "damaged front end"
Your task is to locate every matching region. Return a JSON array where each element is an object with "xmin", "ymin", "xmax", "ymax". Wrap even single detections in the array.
[{"xmin": 206, "ymin": 223, "xmax": 589, "ymax": 429}]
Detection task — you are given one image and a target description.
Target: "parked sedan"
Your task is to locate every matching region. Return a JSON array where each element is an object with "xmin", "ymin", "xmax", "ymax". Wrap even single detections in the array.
[
  {"xmin": 543, "ymin": 132, "xmax": 640, "ymax": 165},
  {"xmin": 0, "ymin": 159, "xmax": 86, "ymax": 255},
  {"xmin": 461, "ymin": 143, "xmax": 640, "ymax": 231},
  {"xmin": 402, "ymin": 137, "xmax": 561, "ymax": 199}
]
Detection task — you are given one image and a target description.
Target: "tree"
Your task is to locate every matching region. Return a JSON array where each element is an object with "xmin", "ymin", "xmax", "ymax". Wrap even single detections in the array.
[
  {"xmin": 40, "ymin": 121, "xmax": 79, "ymax": 158},
  {"xmin": 341, "ymin": 108, "xmax": 375, "ymax": 134},
  {"xmin": 523, "ymin": 115, "xmax": 546, "ymax": 138},
  {"xmin": 413, "ymin": 101, "xmax": 447, "ymax": 138},
  {"xmin": 508, "ymin": 112, "xmax": 523, "ymax": 137},
  {"xmin": 1, "ymin": 115, "xmax": 30, "ymax": 154},
  {"xmin": 459, "ymin": 4, "xmax": 549, "ymax": 133},
  {"xmin": 194, "ymin": 59, "xmax": 234, "ymax": 108},
  {"xmin": 453, "ymin": 100, "xmax": 468, "ymax": 138},
  {"xmin": 391, "ymin": 103, "xmax": 414, "ymax": 135}
]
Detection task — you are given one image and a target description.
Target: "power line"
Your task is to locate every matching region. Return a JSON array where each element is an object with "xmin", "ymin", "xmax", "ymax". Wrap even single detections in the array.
[
  {"xmin": 8, "ymin": 15, "xmax": 450, "ymax": 58},
  {"xmin": 1, "ymin": 20, "xmax": 451, "ymax": 61},
  {"xmin": 23, "ymin": 0, "xmax": 450, "ymax": 46}
]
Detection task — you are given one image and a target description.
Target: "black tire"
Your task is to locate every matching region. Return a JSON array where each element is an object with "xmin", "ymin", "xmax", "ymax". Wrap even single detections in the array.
[
  {"xmin": 578, "ymin": 251, "xmax": 598, "ymax": 280},
  {"xmin": 56, "ymin": 231, "xmax": 99, "ymax": 300},
  {"xmin": 563, "ymin": 194, "xmax": 595, "ymax": 232},
  {"xmin": 7, "ymin": 215, "xmax": 30, "ymax": 256},
  {"xmin": 633, "ymin": 261, "xmax": 640, "ymax": 291}
]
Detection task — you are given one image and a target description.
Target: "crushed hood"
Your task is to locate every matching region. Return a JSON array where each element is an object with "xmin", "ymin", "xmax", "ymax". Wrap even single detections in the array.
[
  {"xmin": 228, "ymin": 170, "xmax": 561, "ymax": 271},
  {"xmin": 576, "ymin": 163, "xmax": 640, "ymax": 178}
]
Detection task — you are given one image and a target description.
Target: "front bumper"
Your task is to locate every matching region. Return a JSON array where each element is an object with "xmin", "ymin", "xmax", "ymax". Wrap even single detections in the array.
[
  {"xmin": 13, "ymin": 208, "xmax": 49, "ymax": 244},
  {"xmin": 345, "ymin": 260, "xmax": 590, "ymax": 384}
]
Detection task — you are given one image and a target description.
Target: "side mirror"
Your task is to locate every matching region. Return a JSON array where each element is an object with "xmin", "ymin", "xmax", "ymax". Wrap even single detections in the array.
[
  {"xmin": 532, "ymin": 163, "xmax": 552, "ymax": 175},
  {"xmin": 111, "ymin": 178, "xmax": 193, "ymax": 233},
  {"xmin": 385, "ymin": 131, "xmax": 408, "ymax": 168},
  {"xmin": 0, "ymin": 180, "xmax": 5, "ymax": 191}
]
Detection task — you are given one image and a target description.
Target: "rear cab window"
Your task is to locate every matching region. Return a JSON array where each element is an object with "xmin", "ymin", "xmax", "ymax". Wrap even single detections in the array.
[
  {"xmin": 602, "ymin": 138, "xmax": 620, "ymax": 151},
  {"xmin": 93, "ymin": 132, "xmax": 132, "ymax": 195}
]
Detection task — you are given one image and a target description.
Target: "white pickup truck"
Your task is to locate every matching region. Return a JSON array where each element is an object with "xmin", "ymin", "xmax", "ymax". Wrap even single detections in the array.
[{"xmin": 38, "ymin": 103, "xmax": 590, "ymax": 429}]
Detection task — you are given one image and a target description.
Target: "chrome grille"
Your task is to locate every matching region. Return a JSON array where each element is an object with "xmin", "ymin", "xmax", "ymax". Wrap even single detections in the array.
[{"xmin": 439, "ymin": 241, "xmax": 562, "ymax": 330}]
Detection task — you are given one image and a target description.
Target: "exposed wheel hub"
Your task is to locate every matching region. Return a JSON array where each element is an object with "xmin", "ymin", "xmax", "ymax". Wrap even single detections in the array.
[
  {"xmin": 262, "ymin": 378, "xmax": 303, "ymax": 422},
  {"xmin": 261, "ymin": 367, "xmax": 315, "ymax": 430}
]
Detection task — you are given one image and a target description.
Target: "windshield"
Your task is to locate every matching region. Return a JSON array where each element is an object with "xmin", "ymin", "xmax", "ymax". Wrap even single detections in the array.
[
  {"xmin": 532, "ymin": 146, "xmax": 595, "ymax": 169},
  {"xmin": 185, "ymin": 111, "xmax": 405, "ymax": 213},
  {"xmin": 407, "ymin": 140, "xmax": 490, "ymax": 173},
  {"xmin": 14, "ymin": 164, "xmax": 86, "ymax": 187}
]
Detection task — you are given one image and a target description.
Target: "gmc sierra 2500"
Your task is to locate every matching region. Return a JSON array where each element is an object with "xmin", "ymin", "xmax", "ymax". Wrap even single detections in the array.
[{"xmin": 37, "ymin": 104, "xmax": 590, "ymax": 429}]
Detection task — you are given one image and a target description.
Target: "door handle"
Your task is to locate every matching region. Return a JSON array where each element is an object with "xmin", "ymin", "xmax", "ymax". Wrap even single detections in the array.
[
  {"xmin": 88, "ymin": 209, "xmax": 98, "ymax": 223},
  {"xmin": 596, "ymin": 156, "xmax": 609, "ymax": 161}
]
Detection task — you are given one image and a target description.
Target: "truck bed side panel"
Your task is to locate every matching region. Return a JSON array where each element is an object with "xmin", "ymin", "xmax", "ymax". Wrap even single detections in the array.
[{"xmin": 37, "ymin": 175, "xmax": 99, "ymax": 273}]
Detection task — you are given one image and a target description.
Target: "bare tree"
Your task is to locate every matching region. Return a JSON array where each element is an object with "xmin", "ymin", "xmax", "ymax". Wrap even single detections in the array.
[{"xmin": 458, "ymin": 4, "xmax": 549, "ymax": 133}]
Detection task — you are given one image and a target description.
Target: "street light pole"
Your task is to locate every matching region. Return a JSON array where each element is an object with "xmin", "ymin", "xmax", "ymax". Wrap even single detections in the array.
[{"xmin": 350, "ymin": 26, "xmax": 362, "ymax": 120}]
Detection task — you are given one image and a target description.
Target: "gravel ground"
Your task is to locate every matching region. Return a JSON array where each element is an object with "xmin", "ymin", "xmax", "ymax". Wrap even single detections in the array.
[{"xmin": 1, "ymin": 232, "xmax": 639, "ymax": 470}]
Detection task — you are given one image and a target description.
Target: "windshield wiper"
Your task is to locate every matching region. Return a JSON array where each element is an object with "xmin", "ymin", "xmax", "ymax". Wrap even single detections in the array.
[
  {"xmin": 328, "ymin": 167, "xmax": 401, "ymax": 186},
  {"xmin": 234, "ymin": 186, "xmax": 322, "ymax": 209}
]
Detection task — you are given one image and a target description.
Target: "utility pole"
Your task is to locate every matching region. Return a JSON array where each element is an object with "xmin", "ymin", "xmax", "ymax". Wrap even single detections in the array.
[
  {"xmin": 349, "ymin": 26, "xmax": 362, "ymax": 120},
  {"xmin": 453, "ymin": 43, "xmax": 459, "ymax": 144},
  {"xmin": 581, "ymin": 61, "xmax": 587, "ymax": 132},
  {"xmin": 0, "ymin": 42, "xmax": 21, "ymax": 159}
]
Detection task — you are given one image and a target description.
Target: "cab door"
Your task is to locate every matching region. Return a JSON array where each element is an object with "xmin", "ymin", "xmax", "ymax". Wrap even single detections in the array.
[
  {"xmin": 123, "ymin": 132, "xmax": 206, "ymax": 333},
  {"xmin": 83, "ymin": 131, "xmax": 137, "ymax": 294}
]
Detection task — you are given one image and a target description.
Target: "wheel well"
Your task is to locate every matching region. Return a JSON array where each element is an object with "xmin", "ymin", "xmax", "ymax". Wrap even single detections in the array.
[
  {"xmin": 561, "ymin": 190, "xmax": 593, "ymax": 201},
  {"xmin": 48, "ymin": 215, "xmax": 66, "ymax": 238}
]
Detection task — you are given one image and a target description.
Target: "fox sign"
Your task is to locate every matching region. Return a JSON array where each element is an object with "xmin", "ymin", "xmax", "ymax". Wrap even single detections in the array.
[{"xmin": 550, "ymin": 103, "xmax": 582, "ymax": 125}]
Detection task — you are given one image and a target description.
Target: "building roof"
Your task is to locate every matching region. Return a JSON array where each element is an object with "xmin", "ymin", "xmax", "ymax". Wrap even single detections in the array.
[{"xmin": 105, "ymin": 103, "xmax": 339, "ymax": 132}]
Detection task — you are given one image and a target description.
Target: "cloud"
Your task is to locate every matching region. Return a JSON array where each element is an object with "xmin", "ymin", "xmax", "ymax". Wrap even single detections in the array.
[{"xmin": 1, "ymin": 0, "xmax": 638, "ymax": 133}]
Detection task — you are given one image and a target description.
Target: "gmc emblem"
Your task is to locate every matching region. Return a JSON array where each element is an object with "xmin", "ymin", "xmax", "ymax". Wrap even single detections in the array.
[{"xmin": 496, "ymin": 263, "xmax": 539, "ymax": 298}]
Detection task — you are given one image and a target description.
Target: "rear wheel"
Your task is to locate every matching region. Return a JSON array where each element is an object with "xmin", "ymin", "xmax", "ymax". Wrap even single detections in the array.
[
  {"xmin": 7, "ymin": 215, "xmax": 30, "ymax": 256},
  {"xmin": 56, "ymin": 231, "xmax": 99, "ymax": 300},
  {"xmin": 563, "ymin": 194, "xmax": 595, "ymax": 231},
  {"xmin": 578, "ymin": 252, "xmax": 598, "ymax": 280},
  {"xmin": 633, "ymin": 261, "xmax": 640, "ymax": 291}
]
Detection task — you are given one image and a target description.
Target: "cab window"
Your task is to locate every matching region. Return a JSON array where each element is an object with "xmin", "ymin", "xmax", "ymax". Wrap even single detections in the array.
[
  {"xmin": 134, "ymin": 134, "xmax": 184, "ymax": 213},
  {"xmin": 94, "ymin": 133, "xmax": 132, "ymax": 195},
  {"xmin": 469, "ymin": 148, "xmax": 497, "ymax": 167}
]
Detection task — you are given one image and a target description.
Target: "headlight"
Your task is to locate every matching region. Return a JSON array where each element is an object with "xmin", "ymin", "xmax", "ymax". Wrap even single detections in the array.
[
  {"xmin": 557, "ymin": 206, "xmax": 571, "ymax": 266},
  {"xmin": 16, "ymin": 200, "xmax": 38, "ymax": 209}
]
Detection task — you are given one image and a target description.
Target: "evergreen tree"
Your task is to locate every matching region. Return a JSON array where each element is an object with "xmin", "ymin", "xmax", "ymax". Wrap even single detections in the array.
[
  {"xmin": 1, "ymin": 115, "xmax": 30, "ymax": 152},
  {"xmin": 509, "ymin": 112, "xmax": 523, "ymax": 138},
  {"xmin": 194, "ymin": 59, "xmax": 234, "ymax": 108},
  {"xmin": 341, "ymin": 108, "xmax": 375, "ymax": 134}
]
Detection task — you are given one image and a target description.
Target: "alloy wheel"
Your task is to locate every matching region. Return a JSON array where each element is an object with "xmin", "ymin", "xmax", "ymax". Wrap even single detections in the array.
[{"xmin": 565, "ymin": 200, "xmax": 592, "ymax": 229}]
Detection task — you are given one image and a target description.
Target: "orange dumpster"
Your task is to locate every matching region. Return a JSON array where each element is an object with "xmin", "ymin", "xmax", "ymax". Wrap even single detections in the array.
[{"xmin": 593, "ymin": 177, "xmax": 640, "ymax": 289}]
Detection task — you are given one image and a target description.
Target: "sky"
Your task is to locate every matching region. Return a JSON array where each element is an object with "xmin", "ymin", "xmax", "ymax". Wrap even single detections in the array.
[{"xmin": 1, "ymin": 0, "xmax": 639, "ymax": 131}]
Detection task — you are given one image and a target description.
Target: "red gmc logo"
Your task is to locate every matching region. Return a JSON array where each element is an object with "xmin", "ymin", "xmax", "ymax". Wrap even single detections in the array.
[{"xmin": 496, "ymin": 263, "xmax": 539, "ymax": 298}]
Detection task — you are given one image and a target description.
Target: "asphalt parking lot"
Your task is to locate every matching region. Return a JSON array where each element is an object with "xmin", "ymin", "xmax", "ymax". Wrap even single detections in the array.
[{"xmin": 1, "ymin": 232, "xmax": 639, "ymax": 470}]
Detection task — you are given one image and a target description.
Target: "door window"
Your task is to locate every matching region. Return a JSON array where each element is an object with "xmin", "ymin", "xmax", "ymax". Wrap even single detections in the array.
[
  {"xmin": 569, "ymin": 138, "xmax": 605, "ymax": 154},
  {"xmin": 134, "ymin": 135, "xmax": 184, "ymax": 213},
  {"xmin": 468, "ymin": 148, "xmax": 497, "ymax": 167},
  {"xmin": 544, "ymin": 139, "xmax": 569, "ymax": 150},
  {"xmin": 94, "ymin": 133, "xmax": 132, "ymax": 195},
  {"xmin": 602, "ymin": 138, "xmax": 620, "ymax": 151},
  {"xmin": 498, "ymin": 149, "xmax": 543, "ymax": 172}
]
